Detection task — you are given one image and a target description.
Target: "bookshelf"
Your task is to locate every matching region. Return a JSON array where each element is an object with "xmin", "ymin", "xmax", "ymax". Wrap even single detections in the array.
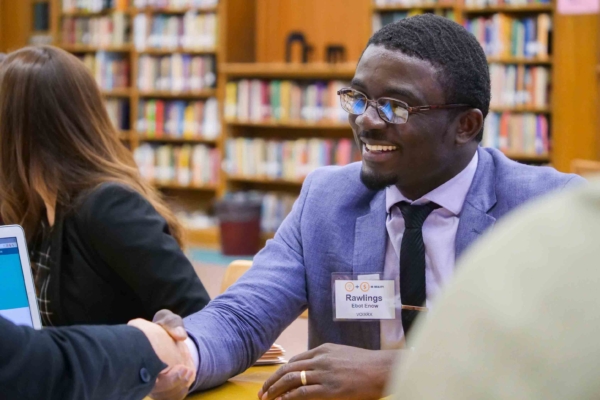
[
  {"xmin": 26, "ymin": 0, "xmax": 591, "ymax": 250},
  {"xmin": 219, "ymin": 63, "xmax": 360, "ymax": 238},
  {"xmin": 48, "ymin": 0, "xmax": 257, "ymax": 247}
]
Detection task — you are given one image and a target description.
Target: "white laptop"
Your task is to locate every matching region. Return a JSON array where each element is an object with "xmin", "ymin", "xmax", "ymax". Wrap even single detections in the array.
[{"xmin": 0, "ymin": 225, "xmax": 42, "ymax": 329}]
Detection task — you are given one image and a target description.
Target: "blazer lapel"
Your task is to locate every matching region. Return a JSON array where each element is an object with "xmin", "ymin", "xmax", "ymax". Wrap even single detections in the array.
[
  {"xmin": 352, "ymin": 190, "xmax": 387, "ymax": 350},
  {"xmin": 456, "ymin": 147, "xmax": 497, "ymax": 260}
]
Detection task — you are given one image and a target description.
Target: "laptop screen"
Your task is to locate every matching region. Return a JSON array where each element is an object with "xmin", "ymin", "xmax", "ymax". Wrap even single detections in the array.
[{"xmin": 0, "ymin": 237, "xmax": 34, "ymax": 327}]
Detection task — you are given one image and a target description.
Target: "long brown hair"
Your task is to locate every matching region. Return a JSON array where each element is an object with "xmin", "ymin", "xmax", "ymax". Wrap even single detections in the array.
[{"xmin": 0, "ymin": 46, "xmax": 184, "ymax": 244}]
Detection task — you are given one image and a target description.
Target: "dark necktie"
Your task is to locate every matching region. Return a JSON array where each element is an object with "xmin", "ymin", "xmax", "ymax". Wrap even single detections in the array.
[{"xmin": 398, "ymin": 201, "xmax": 440, "ymax": 338}]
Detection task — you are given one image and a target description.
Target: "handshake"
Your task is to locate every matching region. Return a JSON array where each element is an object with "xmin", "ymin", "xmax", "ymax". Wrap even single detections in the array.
[{"xmin": 128, "ymin": 310, "xmax": 195, "ymax": 400}]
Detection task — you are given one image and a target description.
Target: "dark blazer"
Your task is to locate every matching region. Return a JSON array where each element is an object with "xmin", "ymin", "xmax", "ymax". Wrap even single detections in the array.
[
  {"xmin": 0, "ymin": 315, "xmax": 165, "ymax": 400},
  {"xmin": 43, "ymin": 183, "xmax": 210, "ymax": 326}
]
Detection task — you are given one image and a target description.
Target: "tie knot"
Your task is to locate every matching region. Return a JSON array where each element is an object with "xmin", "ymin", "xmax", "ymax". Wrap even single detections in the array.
[{"xmin": 398, "ymin": 201, "xmax": 440, "ymax": 229}]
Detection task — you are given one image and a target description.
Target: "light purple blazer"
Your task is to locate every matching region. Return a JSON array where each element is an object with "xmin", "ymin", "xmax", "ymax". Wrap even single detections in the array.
[{"xmin": 185, "ymin": 147, "xmax": 584, "ymax": 391}]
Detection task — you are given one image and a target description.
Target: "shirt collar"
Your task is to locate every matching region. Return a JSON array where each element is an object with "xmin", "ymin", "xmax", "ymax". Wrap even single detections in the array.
[{"xmin": 385, "ymin": 151, "xmax": 479, "ymax": 216}]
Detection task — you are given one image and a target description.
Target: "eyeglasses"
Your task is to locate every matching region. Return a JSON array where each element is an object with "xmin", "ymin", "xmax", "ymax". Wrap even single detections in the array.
[{"xmin": 337, "ymin": 87, "xmax": 470, "ymax": 125}]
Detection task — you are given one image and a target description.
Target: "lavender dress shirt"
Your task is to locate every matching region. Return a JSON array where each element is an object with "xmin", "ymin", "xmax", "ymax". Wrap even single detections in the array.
[{"xmin": 381, "ymin": 152, "xmax": 479, "ymax": 349}]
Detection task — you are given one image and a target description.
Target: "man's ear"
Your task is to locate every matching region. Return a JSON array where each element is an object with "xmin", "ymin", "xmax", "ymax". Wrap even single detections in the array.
[{"xmin": 455, "ymin": 109, "xmax": 484, "ymax": 145}]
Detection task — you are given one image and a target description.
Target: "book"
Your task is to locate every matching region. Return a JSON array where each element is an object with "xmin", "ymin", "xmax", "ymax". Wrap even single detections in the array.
[
  {"xmin": 62, "ymin": 13, "xmax": 130, "ymax": 47},
  {"xmin": 134, "ymin": 12, "xmax": 217, "ymax": 51},
  {"xmin": 134, "ymin": 143, "xmax": 219, "ymax": 186},
  {"xmin": 482, "ymin": 112, "xmax": 549, "ymax": 154},
  {"xmin": 224, "ymin": 138, "xmax": 361, "ymax": 181},
  {"xmin": 489, "ymin": 64, "xmax": 549, "ymax": 108},
  {"xmin": 137, "ymin": 98, "xmax": 220, "ymax": 139},
  {"xmin": 138, "ymin": 54, "xmax": 216, "ymax": 92},
  {"xmin": 34, "ymin": 3, "xmax": 50, "ymax": 31},
  {"xmin": 464, "ymin": 14, "xmax": 552, "ymax": 58},
  {"xmin": 225, "ymin": 79, "xmax": 351, "ymax": 124},
  {"xmin": 105, "ymin": 98, "xmax": 130, "ymax": 130},
  {"xmin": 62, "ymin": 0, "xmax": 129, "ymax": 12},
  {"xmin": 133, "ymin": 0, "xmax": 219, "ymax": 8},
  {"xmin": 77, "ymin": 52, "xmax": 130, "ymax": 90}
]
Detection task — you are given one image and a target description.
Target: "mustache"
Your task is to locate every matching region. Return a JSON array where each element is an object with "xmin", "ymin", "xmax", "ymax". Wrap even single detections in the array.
[{"xmin": 358, "ymin": 130, "xmax": 389, "ymax": 141}]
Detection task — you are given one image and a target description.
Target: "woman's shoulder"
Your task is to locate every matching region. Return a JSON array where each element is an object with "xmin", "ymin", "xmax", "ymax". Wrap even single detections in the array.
[
  {"xmin": 78, "ymin": 182, "xmax": 144, "ymax": 205},
  {"xmin": 71, "ymin": 182, "xmax": 150, "ymax": 224}
]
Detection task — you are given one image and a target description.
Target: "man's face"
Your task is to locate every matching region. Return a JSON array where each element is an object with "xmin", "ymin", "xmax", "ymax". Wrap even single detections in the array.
[{"xmin": 350, "ymin": 45, "xmax": 459, "ymax": 191}]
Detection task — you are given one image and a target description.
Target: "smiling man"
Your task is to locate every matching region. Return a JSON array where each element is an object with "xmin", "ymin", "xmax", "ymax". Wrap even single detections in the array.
[{"xmin": 139, "ymin": 15, "xmax": 585, "ymax": 400}]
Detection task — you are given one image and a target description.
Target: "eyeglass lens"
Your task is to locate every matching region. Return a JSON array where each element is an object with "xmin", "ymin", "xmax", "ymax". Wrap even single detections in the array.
[{"xmin": 340, "ymin": 89, "xmax": 409, "ymax": 124}]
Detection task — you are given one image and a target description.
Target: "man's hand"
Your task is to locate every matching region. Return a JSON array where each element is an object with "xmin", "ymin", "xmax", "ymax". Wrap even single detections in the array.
[
  {"xmin": 258, "ymin": 343, "xmax": 398, "ymax": 400},
  {"xmin": 153, "ymin": 309, "xmax": 188, "ymax": 342},
  {"xmin": 128, "ymin": 318, "xmax": 195, "ymax": 400}
]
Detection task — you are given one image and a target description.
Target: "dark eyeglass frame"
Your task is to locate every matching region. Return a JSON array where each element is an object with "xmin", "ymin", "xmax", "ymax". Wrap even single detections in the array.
[{"xmin": 337, "ymin": 87, "xmax": 471, "ymax": 125}]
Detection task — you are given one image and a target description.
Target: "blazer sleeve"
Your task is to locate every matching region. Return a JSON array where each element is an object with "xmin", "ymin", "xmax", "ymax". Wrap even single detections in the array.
[
  {"xmin": 184, "ymin": 171, "xmax": 315, "ymax": 391},
  {"xmin": 75, "ymin": 184, "xmax": 210, "ymax": 319},
  {"xmin": 0, "ymin": 316, "xmax": 165, "ymax": 400}
]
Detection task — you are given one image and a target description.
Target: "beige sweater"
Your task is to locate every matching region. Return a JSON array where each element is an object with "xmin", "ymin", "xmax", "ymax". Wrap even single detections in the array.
[{"xmin": 389, "ymin": 178, "xmax": 600, "ymax": 399}]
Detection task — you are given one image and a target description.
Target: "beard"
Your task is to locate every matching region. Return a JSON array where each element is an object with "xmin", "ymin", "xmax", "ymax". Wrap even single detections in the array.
[{"xmin": 360, "ymin": 165, "xmax": 398, "ymax": 191}]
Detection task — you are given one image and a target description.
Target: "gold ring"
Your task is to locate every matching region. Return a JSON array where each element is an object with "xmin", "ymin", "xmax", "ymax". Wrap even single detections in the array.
[{"xmin": 300, "ymin": 370, "xmax": 307, "ymax": 386}]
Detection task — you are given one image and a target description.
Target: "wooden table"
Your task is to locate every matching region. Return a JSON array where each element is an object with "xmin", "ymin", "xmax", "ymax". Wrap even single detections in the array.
[
  {"xmin": 146, "ymin": 365, "xmax": 392, "ymax": 399},
  {"xmin": 187, "ymin": 365, "xmax": 278, "ymax": 399}
]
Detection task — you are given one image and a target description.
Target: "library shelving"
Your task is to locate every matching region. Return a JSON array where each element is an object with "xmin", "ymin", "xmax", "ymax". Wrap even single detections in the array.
[
  {"xmin": 219, "ymin": 62, "xmax": 363, "ymax": 239},
  {"xmin": 49, "ymin": 0, "xmax": 253, "ymax": 247},
  {"xmin": 32, "ymin": 0, "xmax": 568, "ymax": 250},
  {"xmin": 372, "ymin": 0, "xmax": 554, "ymax": 163}
]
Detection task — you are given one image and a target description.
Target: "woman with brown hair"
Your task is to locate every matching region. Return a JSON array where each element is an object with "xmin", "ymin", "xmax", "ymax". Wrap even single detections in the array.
[{"xmin": 0, "ymin": 46, "xmax": 210, "ymax": 326}]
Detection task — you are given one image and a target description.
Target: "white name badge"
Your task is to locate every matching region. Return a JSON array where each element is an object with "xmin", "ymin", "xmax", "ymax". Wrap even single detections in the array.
[{"xmin": 334, "ymin": 279, "xmax": 395, "ymax": 320}]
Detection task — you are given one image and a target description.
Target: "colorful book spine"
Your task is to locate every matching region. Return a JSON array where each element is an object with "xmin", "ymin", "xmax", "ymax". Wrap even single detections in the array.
[
  {"xmin": 489, "ymin": 64, "xmax": 549, "ymax": 108},
  {"xmin": 133, "ymin": 13, "xmax": 217, "ymax": 51},
  {"xmin": 105, "ymin": 99, "xmax": 130, "ymax": 130},
  {"xmin": 133, "ymin": 0, "xmax": 219, "ymax": 8},
  {"xmin": 137, "ymin": 98, "xmax": 219, "ymax": 139},
  {"xmin": 225, "ymin": 79, "xmax": 351, "ymax": 124},
  {"xmin": 224, "ymin": 138, "xmax": 361, "ymax": 180},
  {"xmin": 62, "ymin": 0, "xmax": 130, "ymax": 12},
  {"xmin": 62, "ymin": 13, "xmax": 129, "ymax": 46},
  {"xmin": 464, "ymin": 14, "xmax": 551, "ymax": 58},
  {"xmin": 137, "ymin": 54, "xmax": 216, "ymax": 92},
  {"xmin": 134, "ymin": 143, "xmax": 219, "ymax": 186},
  {"xmin": 77, "ymin": 52, "xmax": 130, "ymax": 90},
  {"xmin": 482, "ymin": 112, "xmax": 549, "ymax": 155}
]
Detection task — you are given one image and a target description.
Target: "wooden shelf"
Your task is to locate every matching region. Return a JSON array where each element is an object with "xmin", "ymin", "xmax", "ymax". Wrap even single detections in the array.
[
  {"xmin": 221, "ymin": 63, "xmax": 356, "ymax": 79},
  {"xmin": 137, "ymin": 136, "xmax": 218, "ymax": 145},
  {"xmin": 373, "ymin": 3, "xmax": 454, "ymax": 11},
  {"xmin": 60, "ymin": 44, "xmax": 132, "ymax": 52},
  {"xmin": 226, "ymin": 120, "xmax": 351, "ymax": 129},
  {"xmin": 132, "ymin": 6, "xmax": 218, "ymax": 14},
  {"xmin": 489, "ymin": 106, "xmax": 551, "ymax": 113},
  {"xmin": 102, "ymin": 88, "xmax": 132, "ymax": 97},
  {"xmin": 503, "ymin": 152, "xmax": 550, "ymax": 162},
  {"xmin": 487, "ymin": 56, "xmax": 552, "ymax": 65},
  {"xmin": 154, "ymin": 182, "xmax": 218, "ymax": 191},
  {"xmin": 464, "ymin": 4, "xmax": 553, "ymax": 13},
  {"xmin": 138, "ymin": 90, "xmax": 216, "ymax": 99},
  {"xmin": 137, "ymin": 48, "xmax": 217, "ymax": 56},
  {"xmin": 227, "ymin": 175, "xmax": 304, "ymax": 185}
]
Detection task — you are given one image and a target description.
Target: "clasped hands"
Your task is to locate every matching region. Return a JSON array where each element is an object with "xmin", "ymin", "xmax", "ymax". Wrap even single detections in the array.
[
  {"xmin": 128, "ymin": 310, "xmax": 196, "ymax": 400},
  {"xmin": 131, "ymin": 310, "xmax": 398, "ymax": 400}
]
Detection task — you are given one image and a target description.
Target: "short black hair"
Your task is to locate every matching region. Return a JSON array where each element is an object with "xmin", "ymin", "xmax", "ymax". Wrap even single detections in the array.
[{"xmin": 368, "ymin": 14, "xmax": 490, "ymax": 141}]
